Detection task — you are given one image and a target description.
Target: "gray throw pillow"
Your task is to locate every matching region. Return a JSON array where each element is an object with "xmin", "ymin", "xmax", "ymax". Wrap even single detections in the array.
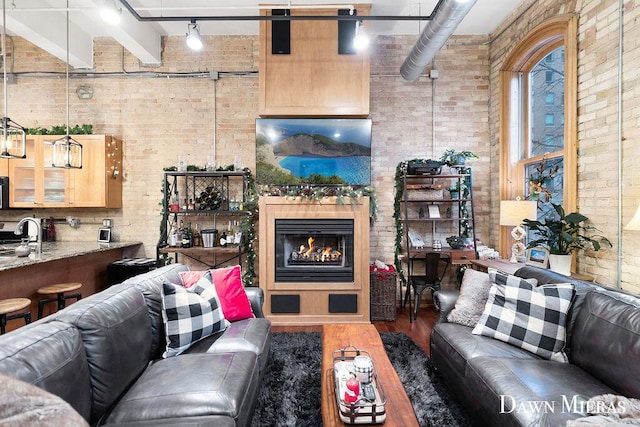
[{"xmin": 447, "ymin": 268, "xmax": 492, "ymax": 327}]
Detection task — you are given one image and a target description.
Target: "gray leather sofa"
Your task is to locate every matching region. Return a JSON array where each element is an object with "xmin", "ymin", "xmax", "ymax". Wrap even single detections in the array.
[
  {"xmin": 0, "ymin": 263, "xmax": 271, "ymax": 426},
  {"xmin": 431, "ymin": 265, "xmax": 640, "ymax": 427}
]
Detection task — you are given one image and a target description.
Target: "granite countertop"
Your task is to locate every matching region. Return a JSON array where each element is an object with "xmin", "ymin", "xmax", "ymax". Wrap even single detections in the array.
[{"xmin": 0, "ymin": 241, "xmax": 143, "ymax": 272}]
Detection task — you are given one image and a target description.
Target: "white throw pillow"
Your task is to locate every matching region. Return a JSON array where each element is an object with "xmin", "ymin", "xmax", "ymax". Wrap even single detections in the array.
[
  {"xmin": 161, "ymin": 271, "xmax": 228, "ymax": 358},
  {"xmin": 472, "ymin": 270, "xmax": 574, "ymax": 361}
]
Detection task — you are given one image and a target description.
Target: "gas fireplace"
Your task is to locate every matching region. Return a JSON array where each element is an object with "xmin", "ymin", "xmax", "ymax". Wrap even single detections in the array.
[
  {"xmin": 259, "ymin": 196, "xmax": 370, "ymax": 325},
  {"xmin": 275, "ymin": 219, "xmax": 354, "ymax": 282}
]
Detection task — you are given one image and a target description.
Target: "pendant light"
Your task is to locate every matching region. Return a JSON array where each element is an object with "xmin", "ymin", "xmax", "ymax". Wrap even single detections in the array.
[
  {"xmin": 52, "ymin": 0, "xmax": 82, "ymax": 169},
  {"xmin": 0, "ymin": 0, "xmax": 26, "ymax": 159}
]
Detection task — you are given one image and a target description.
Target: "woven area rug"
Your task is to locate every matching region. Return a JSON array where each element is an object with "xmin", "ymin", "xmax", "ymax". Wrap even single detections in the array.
[{"xmin": 251, "ymin": 331, "xmax": 472, "ymax": 426}]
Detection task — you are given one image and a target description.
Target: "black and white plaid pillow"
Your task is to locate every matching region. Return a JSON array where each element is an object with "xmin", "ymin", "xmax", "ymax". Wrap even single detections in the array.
[
  {"xmin": 472, "ymin": 271, "xmax": 574, "ymax": 361},
  {"xmin": 161, "ymin": 271, "xmax": 227, "ymax": 358}
]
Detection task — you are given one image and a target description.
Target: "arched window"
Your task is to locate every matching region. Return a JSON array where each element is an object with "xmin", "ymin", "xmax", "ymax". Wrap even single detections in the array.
[{"xmin": 499, "ymin": 15, "xmax": 578, "ymax": 255}]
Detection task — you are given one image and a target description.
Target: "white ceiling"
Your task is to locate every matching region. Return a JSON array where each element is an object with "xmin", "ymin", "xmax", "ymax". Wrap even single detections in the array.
[{"xmin": 4, "ymin": 0, "xmax": 526, "ymax": 68}]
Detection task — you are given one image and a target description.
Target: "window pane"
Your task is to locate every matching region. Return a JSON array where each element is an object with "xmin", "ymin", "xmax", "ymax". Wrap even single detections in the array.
[
  {"xmin": 529, "ymin": 47, "xmax": 565, "ymax": 157},
  {"xmin": 525, "ymin": 156, "xmax": 564, "ymax": 224}
]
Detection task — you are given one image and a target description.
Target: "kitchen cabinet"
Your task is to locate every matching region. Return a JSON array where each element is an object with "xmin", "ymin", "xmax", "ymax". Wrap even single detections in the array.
[
  {"xmin": 8, "ymin": 135, "xmax": 122, "ymax": 208},
  {"xmin": 0, "ymin": 158, "xmax": 7, "ymax": 176},
  {"xmin": 258, "ymin": 6, "xmax": 370, "ymax": 117},
  {"xmin": 157, "ymin": 171, "xmax": 248, "ymax": 268}
]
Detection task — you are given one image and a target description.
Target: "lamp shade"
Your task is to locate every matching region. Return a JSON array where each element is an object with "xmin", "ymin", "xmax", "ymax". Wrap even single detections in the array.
[
  {"xmin": 625, "ymin": 204, "xmax": 640, "ymax": 231},
  {"xmin": 500, "ymin": 199, "xmax": 538, "ymax": 226}
]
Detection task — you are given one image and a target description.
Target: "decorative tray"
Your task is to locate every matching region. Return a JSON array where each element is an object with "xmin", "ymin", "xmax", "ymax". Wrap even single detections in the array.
[{"xmin": 333, "ymin": 345, "xmax": 387, "ymax": 424}]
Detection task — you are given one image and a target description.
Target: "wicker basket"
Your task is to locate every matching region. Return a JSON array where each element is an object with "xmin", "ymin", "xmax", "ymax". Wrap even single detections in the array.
[{"xmin": 370, "ymin": 271, "xmax": 397, "ymax": 321}]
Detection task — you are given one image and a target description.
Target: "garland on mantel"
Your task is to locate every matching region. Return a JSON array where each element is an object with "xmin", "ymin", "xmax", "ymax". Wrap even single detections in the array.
[
  {"xmin": 244, "ymin": 183, "xmax": 377, "ymax": 286},
  {"xmin": 161, "ymin": 166, "xmax": 377, "ymax": 288}
]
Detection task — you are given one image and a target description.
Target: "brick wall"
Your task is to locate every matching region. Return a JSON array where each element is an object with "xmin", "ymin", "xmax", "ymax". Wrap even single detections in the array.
[
  {"xmin": 0, "ymin": 32, "xmax": 491, "ymax": 290},
  {"xmin": 3, "ymin": 1, "xmax": 640, "ymax": 293},
  {"xmin": 490, "ymin": 0, "xmax": 640, "ymax": 292}
]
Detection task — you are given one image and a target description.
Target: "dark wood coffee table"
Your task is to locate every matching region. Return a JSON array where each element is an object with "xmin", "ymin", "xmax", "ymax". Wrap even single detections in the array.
[{"xmin": 321, "ymin": 323, "xmax": 419, "ymax": 426}]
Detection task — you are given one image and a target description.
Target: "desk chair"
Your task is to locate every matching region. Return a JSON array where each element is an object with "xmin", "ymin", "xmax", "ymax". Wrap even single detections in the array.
[{"xmin": 407, "ymin": 252, "xmax": 450, "ymax": 320}]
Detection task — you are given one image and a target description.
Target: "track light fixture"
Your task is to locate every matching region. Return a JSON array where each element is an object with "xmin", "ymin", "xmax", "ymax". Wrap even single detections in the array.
[
  {"xmin": 186, "ymin": 20, "xmax": 203, "ymax": 51},
  {"xmin": 353, "ymin": 21, "xmax": 369, "ymax": 50},
  {"xmin": 100, "ymin": 0, "xmax": 122, "ymax": 25}
]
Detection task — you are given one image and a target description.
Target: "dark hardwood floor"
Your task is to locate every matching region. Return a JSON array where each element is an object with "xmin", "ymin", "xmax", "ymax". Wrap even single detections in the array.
[{"xmin": 271, "ymin": 304, "xmax": 439, "ymax": 357}]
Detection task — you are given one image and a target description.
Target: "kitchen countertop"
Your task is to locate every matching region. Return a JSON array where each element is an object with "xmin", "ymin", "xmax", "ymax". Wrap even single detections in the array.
[{"xmin": 0, "ymin": 241, "xmax": 143, "ymax": 272}]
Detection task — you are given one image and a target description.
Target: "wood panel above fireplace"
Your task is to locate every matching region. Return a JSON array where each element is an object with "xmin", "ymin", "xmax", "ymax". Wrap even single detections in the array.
[{"xmin": 259, "ymin": 196, "xmax": 370, "ymax": 325}]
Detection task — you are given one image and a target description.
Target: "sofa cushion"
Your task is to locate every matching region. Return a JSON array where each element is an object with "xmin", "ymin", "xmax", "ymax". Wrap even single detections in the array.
[
  {"xmin": 54, "ymin": 283, "xmax": 152, "ymax": 424},
  {"xmin": 569, "ymin": 290, "xmax": 640, "ymax": 397},
  {"xmin": 161, "ymin": 272, "xmax": 228, "ymax": 358},
  {"xmin": 0, "ymin": 372, "xmax": 88, "ymax": 427},
  {"xmin": 431, "ymin": 322, "xmax": 540, "ymax": 379},
  {"xmin": 104, "ymin": 352, "xmax": 260, "ymax": 427},
  {"xmin": 128, "ymin": 263, "xmax": 191, "ymax": 359},
  {"xmin": 184, "ymin": 317, "xmax": 272, "ymax": 372},
  {"xmin": 0, "ymin": 320, "xmax": 92, "ymax": 420},
  {"xmin": 472, "ymin": 272, "xmax": 574, "ymax": 361},
  {"xmin": 465, "ymin": 356, "xmax": 616, "ymax": 427}
]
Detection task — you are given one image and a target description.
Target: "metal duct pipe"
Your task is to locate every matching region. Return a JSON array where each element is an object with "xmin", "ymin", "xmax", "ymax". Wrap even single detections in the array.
[{"xmin": 400, "ymin": 0, "xmax": 477, "ymax": 82}]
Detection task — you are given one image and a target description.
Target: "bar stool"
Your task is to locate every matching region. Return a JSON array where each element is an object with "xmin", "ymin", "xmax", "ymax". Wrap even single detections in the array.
[
  {"xmin": 0, "ymin": 298, "xmax": 32, "ymax": 334},
  {"xmin": 37, "ymin": 282, "xmax": 83, "ymax": 319}
]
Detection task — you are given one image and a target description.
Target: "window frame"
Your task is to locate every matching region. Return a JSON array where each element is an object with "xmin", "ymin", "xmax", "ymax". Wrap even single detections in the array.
[{"xmin": 499, "ymin": 15, "xmax": 578, "ymax": 256}]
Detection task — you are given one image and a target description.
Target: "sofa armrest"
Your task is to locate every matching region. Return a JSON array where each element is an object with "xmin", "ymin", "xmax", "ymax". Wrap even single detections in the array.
[
  {"xmin": 432, "ymin": 290, "xmax": 460, "ymax": 323},
  {"xmin": 245, "ymin": 287, "xmax": 265, "ymax": 318}
]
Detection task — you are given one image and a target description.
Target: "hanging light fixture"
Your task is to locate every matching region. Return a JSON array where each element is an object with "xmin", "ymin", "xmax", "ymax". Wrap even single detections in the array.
[
  {"xmin": 186, "ymin": 20, "xmax": 203, "ymax": 51},
  {"xmin": 52, "ymin": 0, "xmax": 82, "ymax": 169},
  {"xmin": 100, "ymin": 0, "xmax": 122, "ymax": 25},
  {"xmin": 353, "ymin": 21, "xmax": 369, "ymax": 50},
  {"xmin": 0, "ymin": 0, "xmax": 26, "ymax": 159}
]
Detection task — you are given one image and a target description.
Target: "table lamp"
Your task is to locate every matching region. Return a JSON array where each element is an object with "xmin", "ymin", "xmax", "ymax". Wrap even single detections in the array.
[{"xmin": 500, "ymin": 198, "xmax": 538, "ymax": 263}]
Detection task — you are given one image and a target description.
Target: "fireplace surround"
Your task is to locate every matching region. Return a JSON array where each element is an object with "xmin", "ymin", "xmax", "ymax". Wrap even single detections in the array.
[{"xmin": 259, "ymin": 196, "xmax": 370, "ymax": 325}]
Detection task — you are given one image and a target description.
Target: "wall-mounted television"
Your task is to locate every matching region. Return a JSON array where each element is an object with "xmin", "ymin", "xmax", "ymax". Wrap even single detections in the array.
[{"xmin": 256, "ymin": 118, "xmax": 372, "ymax": 186}]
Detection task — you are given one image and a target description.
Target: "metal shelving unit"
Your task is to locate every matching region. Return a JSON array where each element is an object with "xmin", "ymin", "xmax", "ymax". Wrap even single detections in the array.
[{"xmin": 157, "ymin": 170, "xmax": 248, "ymax": 268}]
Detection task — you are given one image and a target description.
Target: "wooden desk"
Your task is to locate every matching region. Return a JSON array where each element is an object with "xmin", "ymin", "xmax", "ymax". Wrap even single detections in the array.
[
  {"xmin": 470, "ymin": 258, "xmax": 594, "ymax": 282},
  {"xmin": 404, "ymin": 247, "xmax": 476, "ymax": 265},
  {"xmin": 321, "ymin": 324, "xmax": 419, "ymax": 427}
]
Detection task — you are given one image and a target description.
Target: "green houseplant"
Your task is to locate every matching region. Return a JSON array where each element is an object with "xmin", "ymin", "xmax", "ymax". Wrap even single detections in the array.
[
  {"xmin": 439, "ymin": 149, "xmax": 479, "ymax": 167},
  {"xmin": 522, "ymin": 203, "xmax": 611, "ymax": 274}
]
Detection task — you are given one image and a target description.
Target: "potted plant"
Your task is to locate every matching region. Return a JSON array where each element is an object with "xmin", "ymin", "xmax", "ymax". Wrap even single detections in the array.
[
  {"xmin": 439, "ymin": 149, "xmax": 479, "ymax": 167},
  {"xmin": 522, "ymin": 203, "xmax": 611, "ymax": 275},
  {"xmin": 447, "ymin": 181, "xmax": 468, "ymax": 199}
]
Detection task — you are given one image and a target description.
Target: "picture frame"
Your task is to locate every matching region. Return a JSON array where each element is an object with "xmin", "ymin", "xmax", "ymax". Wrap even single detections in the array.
[
  {"xmin": 525, "ymin": 246, "xmax": 549, "ymax": 268},
  {"xmin": 98, "ymin": 228, "xmax": 111, "ymax": 244},
  {"xmin": 407, "ymin": 230, "xmax": 426, "ymax": 248}
]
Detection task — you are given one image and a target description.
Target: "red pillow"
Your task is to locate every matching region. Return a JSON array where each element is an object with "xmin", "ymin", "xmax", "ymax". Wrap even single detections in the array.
[
  {"xmin": 179, "ymin": 270, "xmax": 207, "ymax": 288},
  {"xmin": 210, "ymin": 265, "xmax": 255, "ymax": 321}
]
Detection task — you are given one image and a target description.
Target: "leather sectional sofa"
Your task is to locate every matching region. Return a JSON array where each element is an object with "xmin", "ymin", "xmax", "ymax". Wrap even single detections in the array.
[
  {"xmin": 0, "ymin": 263, "xmax": 271, "ymax": 426},
  {"xmin": 431, "ymin": 265, "xmax": 640, "ymax": 426}
]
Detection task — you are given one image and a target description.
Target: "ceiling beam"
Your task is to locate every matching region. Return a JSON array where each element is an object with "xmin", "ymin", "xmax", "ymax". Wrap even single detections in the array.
[
  {"xmin": 6, "ymin": 7, "xmax": 93, "ymax": 69},
  {"xmin": 83, "ymin": 0, "xmax": 162, "ymax": 66}
]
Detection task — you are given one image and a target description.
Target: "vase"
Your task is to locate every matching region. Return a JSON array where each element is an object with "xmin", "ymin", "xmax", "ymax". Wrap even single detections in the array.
[{"xmin": 548, "ymin": 254, "xmax": 572, "ymax": 276}]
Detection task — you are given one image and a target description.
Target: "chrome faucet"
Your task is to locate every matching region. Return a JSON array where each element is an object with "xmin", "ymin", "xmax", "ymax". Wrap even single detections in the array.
[{"xmin": 15, "ymin": 217, "xmax": 42, "ymax": 255}]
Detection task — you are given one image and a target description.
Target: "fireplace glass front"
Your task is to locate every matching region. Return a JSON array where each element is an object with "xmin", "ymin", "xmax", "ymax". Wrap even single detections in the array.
[{"xmin": 275, "ymin": 219, "xmax": 354, "ymax": 282}]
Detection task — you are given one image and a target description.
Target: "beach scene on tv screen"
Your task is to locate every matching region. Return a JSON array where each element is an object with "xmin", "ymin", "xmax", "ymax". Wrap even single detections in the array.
[{"xmin": 256, "ymin": 118, "xmax": 372, "ymax": 186}]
